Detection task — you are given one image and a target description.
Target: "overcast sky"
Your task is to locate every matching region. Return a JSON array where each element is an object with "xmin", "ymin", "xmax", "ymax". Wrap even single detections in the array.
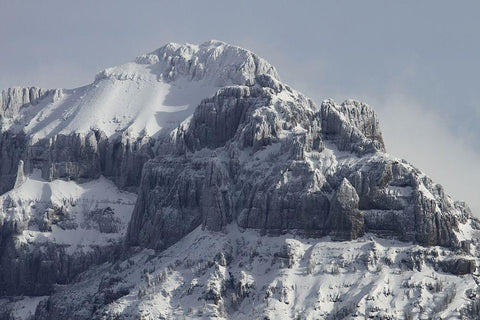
[{"xmin": 1, "ymin": 0, "xmax": 479, "ymax": 214}]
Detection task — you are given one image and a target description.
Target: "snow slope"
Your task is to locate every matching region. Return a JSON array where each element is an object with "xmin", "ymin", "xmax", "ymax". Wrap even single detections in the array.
[
  {"xmin": 35, "ymin": 225, "xmax": 480, "ymax": 319},
  {"xmin": 1, "ymin": 40, "xmax": 278, "ymax": 142},
  {"xmin": 0, "ymin": 170, "xmax": 136, "ymax": 253}
]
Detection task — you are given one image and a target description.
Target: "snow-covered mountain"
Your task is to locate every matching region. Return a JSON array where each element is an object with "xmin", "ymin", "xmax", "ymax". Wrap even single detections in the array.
[
  {"xmin": 1, "ymin": 40, "xmax": 277, "ymax": 141},
  {"xmin": 0, "ymin": 41, "xmax": 479, "ymax": 319}
]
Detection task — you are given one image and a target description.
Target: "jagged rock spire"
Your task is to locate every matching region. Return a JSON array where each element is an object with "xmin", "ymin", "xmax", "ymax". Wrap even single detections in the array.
[{"xmin": 13, "ymin": 160, "xmax": 25, "ymax": 188}]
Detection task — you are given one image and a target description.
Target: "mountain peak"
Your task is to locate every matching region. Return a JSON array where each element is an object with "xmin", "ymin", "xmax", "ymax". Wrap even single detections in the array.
[
  {"xmin": 131, "ymin": 40, "xmax": 280, "ymax": 85},
  {"xmin": 2, "ymin": 41, "xmax": 280, "ymax": 141}
]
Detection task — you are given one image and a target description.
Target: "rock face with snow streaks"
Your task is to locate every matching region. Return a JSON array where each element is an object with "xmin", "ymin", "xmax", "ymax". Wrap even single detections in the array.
[
  {"xmin": 0, "ymin": 41, "xmax": 279, "ymax": 193},
  {"xmin": 0, "ymin": 87, "xmax": 61, "ymax": 118},
  {"xmin": 327, "ymin": 178, "xmax": 364, "ymax": 241},
  {"xmin": 127, "ymin": 68, "xmax": 470, "ymax": 252}
]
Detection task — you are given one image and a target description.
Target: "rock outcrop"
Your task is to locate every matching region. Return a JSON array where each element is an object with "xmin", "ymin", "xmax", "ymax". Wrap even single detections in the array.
[
  {"xmin": 0, "ymin": 87, "xmax": 61, "ymax": 118},
  {"xmin": 127, "ymin": 71, "xmax": 470, "ymax": 251},
  {"xmin": 320, "ymin": 99, "xmax": 385, "ymax": 154},
  {"xmin": 0, "ymin": 238, "xmax": 120, "ymax": 296},
  {"xmin": 0, "ymin": 129, "xmax": 154, "ymax": 195},
  {"xmin": 0, "ymin": 131, "xmax": 28, "ymax": 194},
  {"xmin": 327, "ymin": 178, "xmax": 364, "ymax": 240},
  {"xmin": 440, "ymin": 257, "xmax": 477, "ymax": 275}
]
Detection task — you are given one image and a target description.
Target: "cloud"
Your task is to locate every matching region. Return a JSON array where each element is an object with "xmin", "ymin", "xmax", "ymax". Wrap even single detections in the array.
[{"xmin": 374, "ymin": 93, "xmax": 480, "ymax": 217}]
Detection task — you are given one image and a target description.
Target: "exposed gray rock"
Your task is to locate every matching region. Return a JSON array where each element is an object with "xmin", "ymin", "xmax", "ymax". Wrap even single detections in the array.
[
  {"xmin": 13, "ymin": 160, "xmax": 25, "ymax": 188},
  {"xmin": 126, "ymin": 154, "xmax": 228, "ymax": 250},
  {"xmin": 127, "ymin": 77, "xmax": 332, "ymax": 250},
  {"xmin": 327, "ymin": 178, "xmax": 364, "ymax": 241},
  {"xmin": 320, "ymin": 99, "xmax": 385, "ymax": 155},
  {"xmin": 29, "ymin": 132, "xmax": 102, "ymax": 182},
  {"xmin": 440, "ymin": 257, "xmax": 477, "ymax": 275},
  {"xmin": 127, "ymin": 72, "xmax": 470, "ymax": 252},
  {"xmin": 338, "ymin": 99, "xmax": 384, "ymax": 148},
  {"xmin": 184, "ymin": 86, "xmax": 266, "ymax": 150},
  {"xmin": 0, "ymin": 130, "xmax": 154, "ymax": 194},
  {"xmin": 0, "ymin": 238, "xmax": 120, "ymax": 296},
  {"xmin": 0, "ymin": 87, "xmax": 61, "ymax": 118},
  {"xmin": 0, "ymin": 131, "xmax": 28, "ymax": 194}
]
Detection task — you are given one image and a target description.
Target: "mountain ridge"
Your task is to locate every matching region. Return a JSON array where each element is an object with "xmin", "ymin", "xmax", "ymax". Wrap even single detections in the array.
[{"xmin": 0, "ymin": 41, "xmax": 479, "ymax": 319}]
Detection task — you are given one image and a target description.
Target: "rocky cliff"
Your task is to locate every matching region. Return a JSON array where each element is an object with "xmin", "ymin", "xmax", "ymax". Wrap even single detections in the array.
[{"xmin": 126, "ymin": 72, "xmax": 469, "ymax": 252}]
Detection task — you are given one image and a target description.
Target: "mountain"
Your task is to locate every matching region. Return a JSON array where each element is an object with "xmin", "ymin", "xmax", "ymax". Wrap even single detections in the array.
[{"xmin": 0, "ymin": 41, "xmax": 479, "ymax": 319}]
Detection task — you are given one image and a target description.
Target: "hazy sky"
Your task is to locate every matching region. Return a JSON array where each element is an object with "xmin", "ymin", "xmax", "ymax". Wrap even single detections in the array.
[{"xmin": 1, "ymin": 0, "xmax": 479, "ymax": 214}]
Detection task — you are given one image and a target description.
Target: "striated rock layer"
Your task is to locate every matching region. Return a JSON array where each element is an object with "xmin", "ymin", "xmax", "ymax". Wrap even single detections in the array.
[{"xmin": 126, "ymin": 72, "xmax": 472, "ymax": 252}]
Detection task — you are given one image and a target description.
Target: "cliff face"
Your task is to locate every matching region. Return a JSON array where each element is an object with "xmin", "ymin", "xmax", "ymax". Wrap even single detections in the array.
[
  {"xmin": 0, "ymin": 87, "xmax": 60, "ymax": 118},
  {"xmin": 0, "ymin": 128, "xmax": 153, "ymax": 195},
  {"xmin": 126, "ymin": 73, "xmax": 468, "ymax": 252}
]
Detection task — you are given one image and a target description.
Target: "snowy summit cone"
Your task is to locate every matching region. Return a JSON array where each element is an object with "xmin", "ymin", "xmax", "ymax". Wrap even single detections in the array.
[{"xmin": 0, "ymin": 40, "xmax": 279, "ymax": 193}]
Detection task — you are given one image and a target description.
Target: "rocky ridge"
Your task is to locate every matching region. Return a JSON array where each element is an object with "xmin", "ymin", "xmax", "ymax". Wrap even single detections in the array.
[{"xmin": 126, "ymin": 72, "xmax": 470, "ymax": 251}]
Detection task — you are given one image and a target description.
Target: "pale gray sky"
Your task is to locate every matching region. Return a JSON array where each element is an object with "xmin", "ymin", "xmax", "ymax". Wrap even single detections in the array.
[{"xmin": 1, "ymin": 0, "xmax": 479, "ymax": 214}]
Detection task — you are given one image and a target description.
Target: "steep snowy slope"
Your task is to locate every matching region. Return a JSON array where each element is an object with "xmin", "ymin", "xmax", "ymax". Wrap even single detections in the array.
[
  {"xmin": 1, "ymin": 40, "xmax": 277, "ymax": 141},
  {"xmin": 35, "ymin": 226, "xmax": 480, "ymax": 319}
]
